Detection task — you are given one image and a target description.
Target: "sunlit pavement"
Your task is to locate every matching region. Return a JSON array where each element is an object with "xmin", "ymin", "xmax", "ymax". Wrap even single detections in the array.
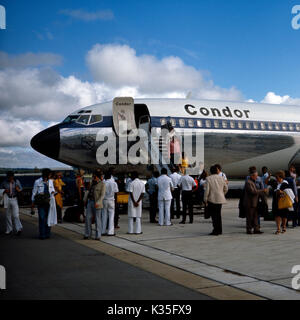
[
  {"xmin": 0, "ymin": 209, "xmax": 214, "ymax": 300},
  {"xmin": 18, "ymin": 198, "xmax": 300, "ymax": 300}
]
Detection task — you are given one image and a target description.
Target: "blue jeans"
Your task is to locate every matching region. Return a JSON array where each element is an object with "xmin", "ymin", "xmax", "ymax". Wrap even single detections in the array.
[
  {"xmin": 38, "ymin": 205, "xmax": 51, "ymax": 239},
  {"xmin": 84, "ymin": 200, "xmax": 102, "ymax": 239}
]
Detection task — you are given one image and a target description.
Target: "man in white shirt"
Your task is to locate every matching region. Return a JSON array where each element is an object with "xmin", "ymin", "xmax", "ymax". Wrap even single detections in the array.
[
  {"xmin": 170, "ymin": 167, "xmax": 181, "ymax": 219},
  {"xmin": 157, "ymin": 168, "xmax": 174, "ymax": 226},
  {"xmin": 178, "ymin": 170, "xmax": 197, "ymax": 224},
  {"xmin": 32, "ymin": 169, "xmax": 55, "ymax": 240},
  {"xmin": 102, "ymin": 171, "xmax": 119, "ymax": 236},
  {"xmin": 128, "ymin": 172, "xmax": 145, "ymax": 234}
]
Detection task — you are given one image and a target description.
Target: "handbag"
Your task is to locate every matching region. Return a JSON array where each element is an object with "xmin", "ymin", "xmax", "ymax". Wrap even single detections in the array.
[
  {"xmin": 34, "ymin": 192, "xmax": 50, "ymax": 206},
  {"xmin": 278, "ymin": 191, "xmax": 293, "ymax": 210}
]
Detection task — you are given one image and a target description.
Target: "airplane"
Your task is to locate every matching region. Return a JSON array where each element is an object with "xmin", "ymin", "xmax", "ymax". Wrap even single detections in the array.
[{"xmin": 31, "ymin": 97, "xmax": 300, "ymax": 178}]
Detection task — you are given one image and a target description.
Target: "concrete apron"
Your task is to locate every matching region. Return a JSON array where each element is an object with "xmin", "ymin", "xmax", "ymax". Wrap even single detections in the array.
[{"xmin": 20, "ymin": 199, "xmax": 300, "ymax": 300}]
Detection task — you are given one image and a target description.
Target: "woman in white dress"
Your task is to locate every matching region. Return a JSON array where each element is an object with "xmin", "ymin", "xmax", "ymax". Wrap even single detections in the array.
[{"xmin": 48, "ymin": 174, "xmax": 57, "ymax": 227}]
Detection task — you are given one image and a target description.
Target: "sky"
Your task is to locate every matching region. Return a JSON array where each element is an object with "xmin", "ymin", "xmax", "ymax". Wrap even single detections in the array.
[{"xmin": 1, "ymin": 0, "xmax": 300, "ymax": 167}]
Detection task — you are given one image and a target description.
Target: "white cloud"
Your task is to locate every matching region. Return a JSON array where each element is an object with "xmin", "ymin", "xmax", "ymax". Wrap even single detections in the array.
[
  {"xmin": 0, "ymin": 117, "xmax": 44, "ymax": 148},
  {"xmin": 86, "ymin": 44, "xmax": 243, "ymax": 100},
  {"xmin": 0, "ymin": 147, "xmax": 68, "ymax": 168},
  {"xmin": 0, "ymin": 52, "xmax": 62, "ymax": 68},
  {"xmin": 0, "ymin": 68, "xmax": 82, "ymax": 121},
  {"xmin": 60, "ymin": 9, "xmax": 114, "ymax": 21},
  {"xmin": 261, "ymin": 91, "xmax": 300, "ymax": 105},
  {"xmin": 0, "ymin": 45, "xmax": 246, "ymax": 166}
]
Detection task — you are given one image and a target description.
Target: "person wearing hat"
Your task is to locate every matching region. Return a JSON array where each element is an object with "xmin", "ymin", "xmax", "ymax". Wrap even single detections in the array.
[
  {"xmin": 243, "ymin": 167, "xmax": 268, "ymax": 234},
  {"xmin": 1, "ymin": 171, "xmax": 23, "ymax": 235}
]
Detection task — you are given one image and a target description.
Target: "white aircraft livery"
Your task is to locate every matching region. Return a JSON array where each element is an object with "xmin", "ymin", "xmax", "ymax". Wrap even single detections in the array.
[{"xmin": 31, "ymin": 97, "xmax": 300, "ymax": 178}]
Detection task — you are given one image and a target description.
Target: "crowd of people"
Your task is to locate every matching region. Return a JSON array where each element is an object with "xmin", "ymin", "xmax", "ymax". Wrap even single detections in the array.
[{"xmin": 1, "ymin": 163, "xmax": 300, "ymax": 240}]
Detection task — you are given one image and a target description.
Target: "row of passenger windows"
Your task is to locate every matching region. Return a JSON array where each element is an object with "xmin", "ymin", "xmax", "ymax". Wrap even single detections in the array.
[{"xmin": 160, "ymin": 118, "xmax": 300, "ymax": 131}]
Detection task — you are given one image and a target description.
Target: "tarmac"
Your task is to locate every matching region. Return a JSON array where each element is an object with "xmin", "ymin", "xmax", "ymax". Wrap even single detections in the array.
[
  {"xmin": 2, "ymin": 198, "xmax": 300, "ymax": 300},
  {"xmin": 0, "ymin": 210, "xmax": 212, "ymax": 300}
]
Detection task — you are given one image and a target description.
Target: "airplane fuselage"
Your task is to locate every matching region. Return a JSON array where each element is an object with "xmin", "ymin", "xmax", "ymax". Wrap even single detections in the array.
[{"xmin": 31, "ymin": 98, "xmax": 300, "ymax": 178}]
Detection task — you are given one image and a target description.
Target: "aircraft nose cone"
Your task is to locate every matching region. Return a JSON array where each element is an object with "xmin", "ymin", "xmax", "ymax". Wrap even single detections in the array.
[{"xmin": 31, "ymin": 125, "xmax": 60, "ymax": 160}]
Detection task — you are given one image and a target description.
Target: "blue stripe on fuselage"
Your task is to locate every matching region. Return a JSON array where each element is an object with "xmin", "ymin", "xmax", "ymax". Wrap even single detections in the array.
[{"xmin": 58, "ymin": 115, "xmax": 300, "ymax": 133}]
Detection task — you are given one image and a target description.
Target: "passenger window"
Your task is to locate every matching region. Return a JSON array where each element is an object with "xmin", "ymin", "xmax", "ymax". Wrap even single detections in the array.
[
  {"xmin": 297, "ymin": 124, "xmax": 300, "ymax": 131},
  {"xmin": 260, "ymin": 122, "xmax": 266, "ymax": 130},
  {"xmin": 222, "ymin": 121, "xmax": 228, "ymax": 129},
  {"xmin": 214, "ymin": 120, "xmax": 219, "ymax": 128},
  {"xmin": 170, "ymin": 119, "xmax": 176, "ymax": 127},
  {"xmin": 197, "ymin": 120, "xmax": 202, "ymax": 127},
  {"xmin": 188, "ymin": 119, "xmax": 194, "ymax": 127},
  {"xmin": 282, "ymin": 123, "xmax": 287, "ymax": 131},
  {"xmin": 205, "ymin": 120, "xmax": 211, "ymax": 128},
  {"xmin": 179, "ymin": 119, "xmax": 185, "ymax": 127},
  {"xmin": 238, "ymin": 121, "xmax": 243, "ymax": 129},
  {"xmin": 253, "ymin": 122, "xmax": 258, "ymax": 130},
  {"xmin": 89, "ymin": 115, "xmax": 103, "ymax": 125},
  {"xmin": 160, "ymin": 118, "xmax": 167, "ymax": 126},
  {"xmin": 275, "ymin": 123, "xmax": 280, "ymax": 130},
  {"xmin": 230, "ymin": 121, "xmax": 235, "ymax": 129},
  {"xmin": 245, "ymin": 122, "xmax": 251, "ymax": 129},
  {"xmin": 268, "ymin": 122, "xmax": 273, "ymax": 130},
  {"xmin": 77, "ymin": 115, "xmax": 90, "ymax": 125},
  {"xmin": 289, "ymin": 123, "xmax": 294, "ymax": 131}
]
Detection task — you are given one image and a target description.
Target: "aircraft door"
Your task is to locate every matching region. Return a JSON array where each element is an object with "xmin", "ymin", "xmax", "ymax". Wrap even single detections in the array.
[{"xmin": 113, "ymin": 97, "xmax": 136, "ymax": 136}]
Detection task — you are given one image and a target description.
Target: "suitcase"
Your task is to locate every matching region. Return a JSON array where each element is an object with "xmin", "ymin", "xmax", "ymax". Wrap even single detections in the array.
[{"xmin": 63, "ymin": 205, "xmax": 85, "ymax": 223}]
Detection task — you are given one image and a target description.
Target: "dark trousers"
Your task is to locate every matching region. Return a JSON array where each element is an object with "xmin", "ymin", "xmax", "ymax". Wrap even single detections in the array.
[
  {"xmin": 56, "ymin": 204, "xmax": 62, "ymax": 222},
  {"xmin": 171, "ymin": 188, "xmax": 181, "ymax": 218},
  {"xmin": 149, "ymin": 193, "xmax": 158, "ymax": 222},
  {"xmin": 246, "ymin": 207, "xmax": 260, "ymax": 232},
  {"xmin": 182, "ymin": 191, "xmax": 193, "ymax": 223},
  {"xmin": 292, "ymin": 202, "xmax": 298, "ymax": 227},
  {"xmin": 208, "ymin": 202, "xmax": 222, "ymax": 234},
  {"xmin": 38, "ymin": 205, "xmax": 51, "ymax": 239}
]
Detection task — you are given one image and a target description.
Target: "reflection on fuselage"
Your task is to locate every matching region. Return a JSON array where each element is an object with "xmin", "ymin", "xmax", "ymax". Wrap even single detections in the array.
[{"xmin": 58, "ymin": 124, "xmax": 300, "ymax": 178}]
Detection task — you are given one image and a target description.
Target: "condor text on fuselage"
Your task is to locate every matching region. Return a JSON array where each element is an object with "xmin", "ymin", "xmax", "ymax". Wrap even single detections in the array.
[{"xmin": 184, "ymin": 104, "xmax": 250, "ymax": 119}]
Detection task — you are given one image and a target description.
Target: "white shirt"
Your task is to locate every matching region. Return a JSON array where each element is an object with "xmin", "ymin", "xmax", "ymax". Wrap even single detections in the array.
[
  {"xmin": 199, "ymin": 179, "xmax": 207, "ymax": 187},
  {"xmin": 178, "ymin": 175, "xmax": 196, "ymax": 191},
  {"xmin": 125, "ymin": 177, "xmax": 132, "ymax": 193},
  {"xmin": 276, "ymin": 180, "xmax": 289, "ymax": 191},
  {"xmin": 104, "ymin": 178, "xmax": 119, "ymax": 200},
  {"xmin": 129, "ymin": 178, "xmax": 145, "ymax": 202},
  {"xmin": 219, "ymin": 172, "xmax": 227, "ymax": 181},
  {"xmin": 32, "ymin": 178, "xmax": 55, "ymax": 202},
  {"xmin": 169, "ymin": 172, "xmax": 181, "ymax": 188},
  {"xmin": 157, "ymin": 175, "xmax": 173, "ymax": 200}
]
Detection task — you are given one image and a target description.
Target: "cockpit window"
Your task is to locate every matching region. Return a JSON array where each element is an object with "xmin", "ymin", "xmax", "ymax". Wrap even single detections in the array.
[
  {"xmin": 63, "ymin": 115, "xmax": 80, "ymax": 123},
  {"xmin": 78, "ymin": 110, "xmax": 92, "ymax": 114},
  {"xmin": 77, "ymin": 115, "xmax": 90, "ymax": 125},
  {"xmin": 89, "ymin": 115, "xmax": 103, "ymax": 125}
]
